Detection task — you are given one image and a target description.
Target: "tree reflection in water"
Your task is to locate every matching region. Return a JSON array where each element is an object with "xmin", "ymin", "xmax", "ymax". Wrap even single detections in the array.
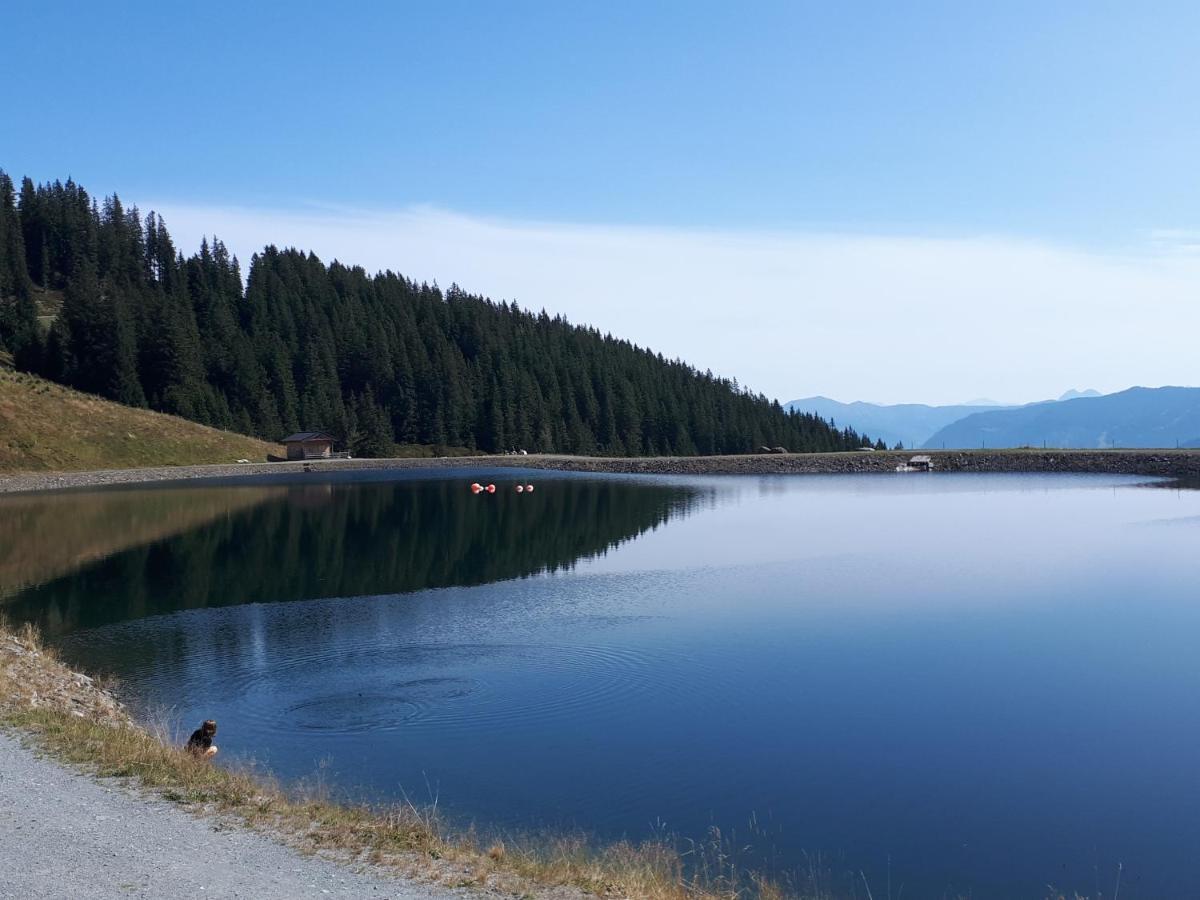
[{"xmin": 6, "ymin": 474, "xmax": 704, "ymax": 637}]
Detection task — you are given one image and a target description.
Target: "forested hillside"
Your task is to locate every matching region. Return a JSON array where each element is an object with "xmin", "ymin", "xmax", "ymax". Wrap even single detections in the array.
[{"xmin": 0, "ymin": 171, "xmax": 874, "ymax": 456}]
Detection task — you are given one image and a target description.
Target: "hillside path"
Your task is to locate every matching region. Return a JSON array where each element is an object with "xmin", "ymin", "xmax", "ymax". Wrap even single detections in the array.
[{"xmin": 0, "ymin": 732, "xmax": 454, "ymax": 899}]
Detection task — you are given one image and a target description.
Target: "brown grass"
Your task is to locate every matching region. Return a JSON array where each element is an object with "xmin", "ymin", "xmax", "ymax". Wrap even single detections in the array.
[
  {"xmin": 0, "ymin": 367, "xmax": 280, "ymax": 474},
  {"xmin": 0, "ymin": 622, "xmax": 807, "ymax": 900},
  {"xmin": 0, "ymin": 624, "xmax": 1116, "ymax": 900},
  {"xmin": 2, "ymin": 707, "xmax": 784, "ymax": 898}
]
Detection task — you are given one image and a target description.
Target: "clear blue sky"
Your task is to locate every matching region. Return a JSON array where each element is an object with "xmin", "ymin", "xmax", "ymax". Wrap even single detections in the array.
[
  {"xmin": 4, "ymin": 2, "xmax": 1199, "ymax": 404},
  {"xmin": 6, "ymin": 1, "xmax": 1198, "ymax": 243}
]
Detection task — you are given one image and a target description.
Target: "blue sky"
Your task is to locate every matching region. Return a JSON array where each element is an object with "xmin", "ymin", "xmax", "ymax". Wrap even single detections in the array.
[{"xmin": 4, "ymin": 2, "xmax": 1199, "ymax": 403}]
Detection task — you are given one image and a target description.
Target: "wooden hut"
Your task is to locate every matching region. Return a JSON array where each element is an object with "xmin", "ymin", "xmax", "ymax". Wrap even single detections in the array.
[{"xmin": 281, "ymin": 431, "xmax": 336, "ymax": 461}]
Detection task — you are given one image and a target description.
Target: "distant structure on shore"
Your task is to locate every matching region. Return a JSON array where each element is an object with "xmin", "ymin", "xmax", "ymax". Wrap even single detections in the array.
[
  {"xmin": 281, "ymin": 432, "xmax": 336, "ymax": 461},
  {"xmin": 896, "ymin": 455, "xmax": 934, "ymax": 473}
]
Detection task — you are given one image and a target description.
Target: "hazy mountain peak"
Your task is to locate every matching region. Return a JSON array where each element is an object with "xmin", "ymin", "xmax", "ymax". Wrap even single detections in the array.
[
  {"xmin": 924, "ymin": 385, "xmax": 1200, "ymax": 449},
  {"xmin": 1058, "ymin": 388, "xmax": 1102, "ymax": 401},
  {"xmin": 785, "ymin": 396, "xmax": 1015, "ymax": 448}
]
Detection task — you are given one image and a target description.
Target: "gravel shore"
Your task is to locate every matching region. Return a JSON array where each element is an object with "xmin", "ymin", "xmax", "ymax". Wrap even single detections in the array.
[
  {"xmin": 1, "ymin": 632, "xmax": 458, "ymax": 899},
  {"xmin": 0, "ymin": 731, "xmax": 455, "ymax": 900},
  {"xmin": 2, "ymin": 449, "xmax": 1199, "ymax": 494}
]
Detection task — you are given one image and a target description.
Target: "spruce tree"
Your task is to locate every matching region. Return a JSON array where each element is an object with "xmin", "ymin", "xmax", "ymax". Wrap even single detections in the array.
[{"xmin": 0, "ymin": 171, "xmax": 40, "ymax": 363}]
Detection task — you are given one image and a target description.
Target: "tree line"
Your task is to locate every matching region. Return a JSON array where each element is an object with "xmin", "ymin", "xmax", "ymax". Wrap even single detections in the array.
[{"xmin": 0, "ymin": 171, "xmax": 879, "ymax": 456}]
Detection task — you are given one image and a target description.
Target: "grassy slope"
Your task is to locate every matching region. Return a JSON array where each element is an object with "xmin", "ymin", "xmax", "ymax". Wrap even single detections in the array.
[{"xmin": 0, "ymin": 367, "xmax": 280, "ymax": 475}]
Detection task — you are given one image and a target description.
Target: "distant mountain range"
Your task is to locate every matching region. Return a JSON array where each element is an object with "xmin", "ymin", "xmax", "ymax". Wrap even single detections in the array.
[
  {"xmin": 783, "ymin": 397, "xmax": 1009, "ymax": 448},
  {"xmin": 787, "ymin": 387, "xmax": 1200, "ymax": 449},
  {"xmin": 925, "ymin": 387, "xmax": 1200, "ymax": 449}
]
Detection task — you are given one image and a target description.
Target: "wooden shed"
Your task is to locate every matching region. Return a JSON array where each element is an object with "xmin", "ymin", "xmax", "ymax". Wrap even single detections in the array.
[{"xmin": 281, "ymin": 431, "xmax": 336, "ymax": 461}]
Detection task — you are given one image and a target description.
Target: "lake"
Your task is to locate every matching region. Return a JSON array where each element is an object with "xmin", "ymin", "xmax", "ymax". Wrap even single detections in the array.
[{"xmin": 4, "ymin": 470, "xmax": 1199, "ymax": 897}]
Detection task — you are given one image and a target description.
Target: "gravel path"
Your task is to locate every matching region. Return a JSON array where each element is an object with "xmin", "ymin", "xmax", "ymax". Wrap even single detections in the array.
[{"xmin": 0, "ymin": 732, "xmax": 455, "ymax": 900}]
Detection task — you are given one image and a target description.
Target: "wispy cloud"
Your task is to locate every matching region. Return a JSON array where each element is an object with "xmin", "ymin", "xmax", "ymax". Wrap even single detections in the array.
[
  {"xmin": 1147, "ymin": 229, "xmax": 1200, "ymax": 256},
  {"xmin": 148, "ymin": 202, "xmax": 1200, "ymax": 405}
]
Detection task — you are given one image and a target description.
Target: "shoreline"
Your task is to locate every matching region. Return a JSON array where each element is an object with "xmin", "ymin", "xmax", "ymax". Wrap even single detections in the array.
[
  {"xmin": 0, "ymin": 625, "xmax": 779, "ymax": 900},
  {"xmin": 2, "ymin": 448, "xmax": 1199, "ymax": 494},
  {"xmin": 4, "ymin": 457, "xmax": 1184, "ymax": 897},
  {"xmin": 0, "ymin": 731, "xmax": 449, "ymax": 900}
]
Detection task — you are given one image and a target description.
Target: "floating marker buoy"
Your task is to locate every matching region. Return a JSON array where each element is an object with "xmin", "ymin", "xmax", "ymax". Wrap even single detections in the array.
[
  {"xmin": 470, "ymin": 482, "xmax": 483, "ymax": 494},
  {"xmin": 486, "ymin": 483, "xmax": 496, "ymax": 493},
  {"xmin": 525, "ymin": 484, "xmax": 534, "ymax": 492},
  {"xmin": 515, "ymin": 484, "xmax": 525, "ymax": 493}
]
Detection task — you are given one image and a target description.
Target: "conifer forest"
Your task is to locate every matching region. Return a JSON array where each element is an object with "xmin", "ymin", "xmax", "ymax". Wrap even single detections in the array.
[{"xmin": 0, "ymin": 172, "xmax": 875, "ymax": 456}]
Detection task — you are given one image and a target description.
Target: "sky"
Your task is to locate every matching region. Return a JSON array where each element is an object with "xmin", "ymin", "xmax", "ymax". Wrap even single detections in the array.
[{"xmin": 3, "ymin": 1, "xmax": 1198, "ymax": 405}]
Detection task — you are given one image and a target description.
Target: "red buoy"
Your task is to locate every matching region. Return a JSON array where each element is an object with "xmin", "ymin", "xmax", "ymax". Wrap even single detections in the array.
[
  {"xmin": 515, "ymin": 484, "xmax": 525, "ymax": 493},
  {"xmin": 525, "ymin": 484, "xmax": 534, "ymax": 492},
  {"xmin": 470, "ymin": 482, "xmax": 483, "ymax": 494},
  {"xmin": 486, "ymin": 483, "xmax": 496, "ymax": 493}
]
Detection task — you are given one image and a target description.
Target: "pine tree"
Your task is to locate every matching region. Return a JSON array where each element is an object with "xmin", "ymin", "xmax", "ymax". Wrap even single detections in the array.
[
  {"xmin": 349, "ymin": 387, "xmax": 394, "ymax": 457},
  {"xmin": 55, "ymin": 258, "xmax": 145, "ymax": 404},
  {"xmin": 0, "ymin": 171, "xmax": 40, "ymax": 364}
]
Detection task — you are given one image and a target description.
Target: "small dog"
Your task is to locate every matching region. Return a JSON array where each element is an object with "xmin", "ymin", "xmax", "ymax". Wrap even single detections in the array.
[{"xmin": 186, "ymin": 719, "xmax": 218, "ymax": 759}]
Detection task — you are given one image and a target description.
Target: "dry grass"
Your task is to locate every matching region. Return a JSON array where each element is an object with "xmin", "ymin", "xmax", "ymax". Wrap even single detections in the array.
[
  {"xmin": 0, "ymin": 625, "xmax": 1123, "ymax": 900},
  {"xmin": 0, "ymin": 367, "xmax": 280, "ymax": 474},
  {"xmin": 0, "ymin": 622, "xmax": 809, "ymax": 900},
  {"xmin": 2, "ymin": 707, "xmax": 787, "ymax": 899}
]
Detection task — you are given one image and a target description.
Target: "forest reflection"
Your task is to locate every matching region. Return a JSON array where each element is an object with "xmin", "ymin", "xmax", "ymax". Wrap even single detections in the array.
[
  {"xmin": 6, "ymin": 476, "xmax": 704, "ymax": 636},
  {"xmin": 0, "ymin": 485, "xmax": 283, "ymax": 599}
]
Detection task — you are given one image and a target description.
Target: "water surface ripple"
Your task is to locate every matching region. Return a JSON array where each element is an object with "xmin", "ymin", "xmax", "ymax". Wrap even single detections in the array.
[{"xmin": 7, "ymin": 471, "xmax": 1200, "ymax": 898}]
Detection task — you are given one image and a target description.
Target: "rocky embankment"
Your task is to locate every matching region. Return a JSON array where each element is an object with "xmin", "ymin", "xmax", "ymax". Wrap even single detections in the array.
[
  {"xmin": 0, "ymin": 624, "xmax": 673, "ymax": 900},
  {"xmin": 1, "ymin": 449, "xmax": 1198, "ymax": 494},
  {"xmin": 493, "ymin": 449, "xmax": 1200, "ymax": 479},
  {"xmin": 0, "ymin": 629, "xmax": 127, "ymax": 724},
  {"xmin": 0, "ymin": 628, "xmax": 454, "ymax": 900}
]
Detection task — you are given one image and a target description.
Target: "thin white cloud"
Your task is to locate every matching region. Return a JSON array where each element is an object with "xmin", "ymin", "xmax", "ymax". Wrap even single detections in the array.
[
  {"xmin": 148, "ymin": 202, "xmax": 1200, "ymax": 406},
  {"xmin": 1148, "ymin": 229, "xmax": 1200, "ymax": 256}
]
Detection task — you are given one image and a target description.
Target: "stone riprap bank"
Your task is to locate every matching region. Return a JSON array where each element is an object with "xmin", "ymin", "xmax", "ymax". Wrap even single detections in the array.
[{"xmin": 2, "ymin": 449, "xmax": 1199, "ymax": 495}]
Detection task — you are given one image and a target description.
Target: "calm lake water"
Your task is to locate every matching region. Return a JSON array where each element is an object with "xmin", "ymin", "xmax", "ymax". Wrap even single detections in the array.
[{"xmin": 5, "ymin": 470, "xmax": 1200, "ymax": 897}]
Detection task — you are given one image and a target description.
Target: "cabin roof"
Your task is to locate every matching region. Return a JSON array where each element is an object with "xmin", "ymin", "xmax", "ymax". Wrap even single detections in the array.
[{"xmin": 282, "ymin": 431, "xmax": 335, "ymax": 443}]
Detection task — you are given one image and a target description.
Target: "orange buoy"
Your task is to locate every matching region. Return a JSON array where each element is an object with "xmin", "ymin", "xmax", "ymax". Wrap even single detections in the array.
[
  {"xmin": 515, "ymin": 484, "xmax": 525, "ymax": 493},
  {"xmin": 486, "ymin": 483, "xmax": 496, "ymax": 493},
  {"xmin": 470, "ymin": 482, "xmax": 483, "ymax": 494},
  {"xmin": 525, "ymin": 484, "xmax": 534, "ymax": 492}
]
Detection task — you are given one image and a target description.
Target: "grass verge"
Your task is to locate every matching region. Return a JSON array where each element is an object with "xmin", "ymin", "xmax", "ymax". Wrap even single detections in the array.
[
  {"xmin": 0, "ymin": 622, "xmax": 796, "ymax": 900},
  {"xmin": 0, "ymin": 623, "xmax": 1108, "ymax": 899}
]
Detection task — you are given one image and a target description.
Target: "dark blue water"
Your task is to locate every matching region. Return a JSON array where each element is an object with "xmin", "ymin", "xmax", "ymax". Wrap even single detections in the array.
[{"xmin": 6, "ymin": 471, "xmax": 1200, "ymax": 897}]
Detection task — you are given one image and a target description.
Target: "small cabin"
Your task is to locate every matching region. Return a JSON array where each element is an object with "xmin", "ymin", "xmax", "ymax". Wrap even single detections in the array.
[
  {"xmin": 281, "ymin": 431, "xmax": 336, "ymax": 461},
  {"xmin": 908, "ymin": 454, "xmax": 934, "ymax": 471}
]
